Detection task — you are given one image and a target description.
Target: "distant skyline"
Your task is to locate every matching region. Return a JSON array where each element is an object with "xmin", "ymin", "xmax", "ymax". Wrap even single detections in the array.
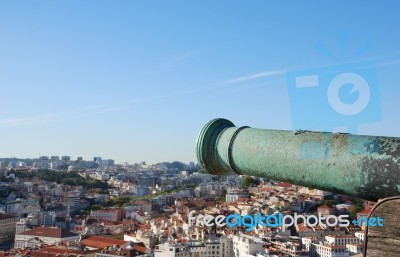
[
  {"xmin": 0, "ymin": 155, "xmax": 190, "ymax": 165},
  {"xmin": 1, "ymin": 1, "xmax": 400, "ymax": 163}
]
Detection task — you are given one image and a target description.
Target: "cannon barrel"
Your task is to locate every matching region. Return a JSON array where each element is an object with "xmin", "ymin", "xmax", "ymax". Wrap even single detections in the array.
[{"xmin": 196, "ymin": 118, "xmax": 400, "ymax": 201}]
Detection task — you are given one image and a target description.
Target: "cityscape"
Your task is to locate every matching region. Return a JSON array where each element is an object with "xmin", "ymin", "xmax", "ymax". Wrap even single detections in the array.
[
  {"xmin": 1, "ymin": 1, "xmax": 399, "ymax": 256},
  {"xmin": 0, "ymin": 155, "xmax": 369, "ymax": 256}
]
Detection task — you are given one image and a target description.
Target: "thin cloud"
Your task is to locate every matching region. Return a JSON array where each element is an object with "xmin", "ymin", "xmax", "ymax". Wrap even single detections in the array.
[
  {"xmin": 221, "ymin": 55, "xmax": 400, "ymax": 86},
  {"xmin": 0, "ymin": 114, "xmax": 55, "ymax": 127},
  {"xmin": 0, "ymin": 105, "xmax": 120, "ymax": 128},
  {"xmin": 376, "ymin": 60, "xmax": 400, "ymax": 67},
  {"xmin": 163, "ymin": 48, "xmax": 207, "ymax": 67},
  {"xmin": 222, "ymin": 70, "xmax": 286, "ymax": 84},
  {"xmin": 3, "ymin": 56, "xmax": 399, "ymax": 129},
  {"xmin": 0, "ymin": 94, "xmax": 173, "ymax": 128}
]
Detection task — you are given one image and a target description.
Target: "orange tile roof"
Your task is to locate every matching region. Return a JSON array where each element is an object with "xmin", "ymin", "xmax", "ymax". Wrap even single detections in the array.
[
  {"xmin": 357, "ymin": 209, "xmax": 371, "ymax": 215},
  {"xmin": 80, "ymin": 235, "xmax": 126, "ymax": 249},
  {"xmin": 132, "ymin": 245, "xmax": 146, "ymax": 253},
  {"xmin": 277, "ymin": 182, "xmax": 293, "ymax": 187},
  {"xmin": 19, "ymin": 227, "xmax": 78, "ymax": 238}
]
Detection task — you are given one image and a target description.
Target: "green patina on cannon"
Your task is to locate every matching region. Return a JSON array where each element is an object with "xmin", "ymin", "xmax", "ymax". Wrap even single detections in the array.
[
  {"xmin": 196, "ymin": 118, "xmax": 400, "ymax": 256},
  {"xmin": 196, "ymin": 118, "xmax": 400, "ymax": 202}
]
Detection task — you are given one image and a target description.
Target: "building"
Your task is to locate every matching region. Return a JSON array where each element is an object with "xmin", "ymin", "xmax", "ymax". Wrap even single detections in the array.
[
  {"xmin": 66, "ymin": 194, "xmax": 81, "ymax": 215},
  {"xmin": 80, "ymin": 235, "xmax": 126, "ymax": 250},
  {"xmin": 325, "ymin": 235, "xmax": 359, "ymax": 246},
  {"xmin": 90, "ymin": 208, "xmax": 124, "ymax": 222},
  {"xmin": 107, "ymin": 159, "xmax": 115, "ymax": 166},
  {"xmin": 138, "ymin": 176, "xmax": 158, "ymax": 187},
  {"xmin": 356, "ymin": 209, "xmax": 371, "ymax": 230},
  {"xmin": 16, "ymin": 218, "xmax": 28, "ymax": 234},
  {"xmin": 50, "ymin": 162, "xmax": 60, "ymax": 169},
  {"xmin": 0, "ymin": 213, "xmax": 18, "ymax": 243},
  {"xmin": 354, "ymin": 232, "xmax": 365, "ymax": 243},
  {"xmin": 317, "ymin": 205, "xmax": 337, "ymax": 217},
  {"xmin": 269, "ymin": 240, "xmax": 309, "ymax": 256},
  {"xmin": 14, "ymin": 227, "xmax": 79, "ymax": 249},
  {"xmin": 154, "ymin": 237, "xmax": 233, "ymax": 257},
  {"xmin": 310, "ymin": 242, "xmax": 349, "ymax": 257},
  {"xmin": 61, "ymin": 156, "xmax": 71, "ymax": 163},
  {"xmin": 6, "ymin": 199, "xmax": 41, "ymax": 218},
  {"xmin": 94, "ymin": 242, "xmax": 147, "ymax": 257},
  {"xmin": 16, "ymin": 213, "xmax": 40, "ymax": 234},
  {"xmin": 232, "ymin": 234, "xmax": 264, "ymax": 256},
  {"xmin": 226, "ymin": 190, "xmax": 249, "ymax": 202},
  {"xmin": 155, "ymin": 242, "xmax": 205, "ymax": 257},
  {"xmin": 40, "ymin": 211, "xmax": 56, "ymax": 227},
  {"xmin": 0, "ymin": 161, "xmax": 7, "ymax": 169},
  {"xmin": 50, "ymin": 156, "xmax": 60, "ymax": 161}
]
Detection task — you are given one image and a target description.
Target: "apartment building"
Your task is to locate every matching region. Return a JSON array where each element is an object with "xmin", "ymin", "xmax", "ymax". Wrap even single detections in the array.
[
  {"xmin": 154, "ymin": 237, "xmax": 232, "ymax": 257},
  {"xmin": 310, "ymin": 242, "xmax": 350, "ymax": 257},
  {"xmin": 90, "ymin": 208, "xmax": 123, "ymax": 222},
  {"xmin": 0, "ymin": 213, "xmax": 18, "ymax": 243},
  {"xmin": 325, "ymin": 235, "xmax": 360, "ymax": 246},
  {"xmin": 232, "ymin": 234, "xmax": 265, "ymax": 257},
  {"xmin": 14, "ymin": 227, "xmax": 79, "ymax": 249},
  {"xmin": 226, "ymin": 190, "xmax": 249, "ymax": 202}
]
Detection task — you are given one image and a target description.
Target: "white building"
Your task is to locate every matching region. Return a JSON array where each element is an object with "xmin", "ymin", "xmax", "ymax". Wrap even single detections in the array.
[
  {"xmin": 16, "ymin": 218, "xmax": 28, "ymax": 234},
  {"xmin": 6, "ymin": 199, "xmax": 41, "ymax": 218},
  {"xmin": 154, "ymin": 237, "xmax": 232, "ymax": 257},
  {"xmin": 354, "ymin": 232, "xmax": 365, "ymax": 243},
  {"xmin": 154, "ymin": 242, "xmax": 206, "ymax": 257},
  {"xmin": 94, "ymin": 242, "xmax": 148, "ymax": 257},
  {"xmin": 50, "ymin": 161, "xmax": 60, "ymax": 169},
  {"xmin": 325, "ymin": 235, "xmax": 359, "ymax": 246},
  {"xmin": 14, "ymin": 227, "xmax": 79, "ymax": 249},
  {"xmin": 40, "ymin": 211, "xmax": 56, "ymax": 226},
  {"xmin": 310, "ymin": 242, "xmax": 349, "ymax": 257},
  {"xmin": 90, "ymin": 208, "xmax": 123, "ymax": 222},
  {"xmin": 346, "ymin": 243, "xmax": 363, "ymax": 255},
  {"xmin": 232, "ymin": 234, "xmax": 265, "ymax": 257},
  {"xmin": 226, "ymin": 190, "xmax": 249, "ymax": 202},
  {"xmin": 301, "ymin": 237, "xmax": 314, "ymax": 251}
]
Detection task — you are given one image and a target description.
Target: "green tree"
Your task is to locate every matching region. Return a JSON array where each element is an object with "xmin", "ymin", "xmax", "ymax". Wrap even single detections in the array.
[
  {"xmin": 91, "ymin": 204, "xmax": 103, "ymax": 210},
  {"xmin": 0, "ymin": 173, "xmax": 11, "ymax": 182},
  {"xmin": 324, "ymin": 199, "xmax": 337, "ymax": 207},
  {"xmin": 219, "ymin": 189, "xmax": 227, "ymax": 202},
  {"xmin": 242, "ymin": 176, "xmax": 259, "ymax": 187},
  {"xmin": 348, "ymin": 204, "xmax": 363, "ymax": 220},
  {"xmin": 80, "ymin": 209, "xmax": 89, "ymax": 216}
]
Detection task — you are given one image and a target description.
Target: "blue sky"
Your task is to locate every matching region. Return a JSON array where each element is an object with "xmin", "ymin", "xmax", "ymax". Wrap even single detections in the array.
[{"xmin": 0, "ymin": 1, "xmax": 399, "ymax": 163}]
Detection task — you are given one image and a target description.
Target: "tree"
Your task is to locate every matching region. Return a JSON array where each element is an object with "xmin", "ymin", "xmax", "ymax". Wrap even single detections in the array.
[
  {"xmin": 91, "ymin": 204, "xmax": 103, "ymax": 210},
  {"xmin": 242, "ymin": 176, "xmax": 259, "ymax": 188},
  {"xmin": 219, "ymin": 189, "xmax": 227, "ymax": 202},
  {"xmin": 167, "ymin": 161, "xmax": 185, "ymax": 171},
  {"xmin": 80, "ymin": 209, "xmax": 89, "ymax": 216},
  {"xmin": 324, "ymin": 199, "xmax": 337, "ymax": 207},
  {"xmin": 0, "ymin": 173, "xmax": 11, "ymax": 182},
  {"xmin": 348, "ymin": 205, "xmax": 363, "ymax": 220}
]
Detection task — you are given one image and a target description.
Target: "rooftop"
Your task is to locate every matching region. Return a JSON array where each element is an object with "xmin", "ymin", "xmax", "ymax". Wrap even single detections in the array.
[{"xmin": 19, "ymin": 227, "xmax": 78, "ymax": 238}]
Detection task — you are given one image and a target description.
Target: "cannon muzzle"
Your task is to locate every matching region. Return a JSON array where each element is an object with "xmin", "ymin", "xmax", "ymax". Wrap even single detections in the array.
[{"xmin": 196, "ymin": 118, "xmax": 400, "ymax": 201}]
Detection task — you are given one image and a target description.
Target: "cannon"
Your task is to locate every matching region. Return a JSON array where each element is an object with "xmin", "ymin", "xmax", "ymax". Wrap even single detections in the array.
[{"xmin": 196, "ymin": 118, "xmax": 400, "ymax": 256}]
